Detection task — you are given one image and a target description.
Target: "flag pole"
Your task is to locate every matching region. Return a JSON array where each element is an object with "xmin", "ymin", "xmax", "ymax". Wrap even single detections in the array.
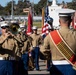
[
  {"xmin": 42, "ymin": 7, "xmax": 44, "ymax": 27},
  {"xmin": 11, "ymin": 0, "xmax": 14, "ymax": 20},
  {"xmin": 47, "ymin": 0, "xmax": 48, "ymax": 6},
  {"xmin": 31, "ymin": 0, "xmax": 34, "ymax": 27}
]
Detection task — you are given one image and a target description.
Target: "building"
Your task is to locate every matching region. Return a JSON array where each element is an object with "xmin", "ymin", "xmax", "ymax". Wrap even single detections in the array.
[{"xmin": 48, "ymin": 0, "xmax": 62, "ymax": 29}]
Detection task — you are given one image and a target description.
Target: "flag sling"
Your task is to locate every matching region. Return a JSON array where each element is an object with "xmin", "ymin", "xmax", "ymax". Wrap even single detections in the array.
[{"xmin": 50, "ymin": 30, "xmax": 76, "ymax": 67}]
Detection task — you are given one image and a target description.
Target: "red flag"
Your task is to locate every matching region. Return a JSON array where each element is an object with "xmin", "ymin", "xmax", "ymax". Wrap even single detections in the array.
[
  {"xmin": 72, "ymin": 12, "xmax": 76, "ymax": 29},
  {"xmin": 26, "ymin": 7, "xmax": 33, "ymax": 35}
]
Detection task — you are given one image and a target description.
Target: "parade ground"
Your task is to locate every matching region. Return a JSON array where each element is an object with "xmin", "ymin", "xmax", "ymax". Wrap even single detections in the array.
[{"xmin": 28, "ymin": 59, "xmax": 50, "ymax": 75}]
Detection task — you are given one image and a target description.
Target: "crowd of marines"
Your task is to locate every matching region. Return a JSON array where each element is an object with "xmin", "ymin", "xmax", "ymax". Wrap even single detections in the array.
[
  {"xmin": 0, "ymin": 19, "xmax": 47, "ymax": 75},
  {"xmin": 0, "ymin": 8, "xmax": 76, "ymax": 75}
]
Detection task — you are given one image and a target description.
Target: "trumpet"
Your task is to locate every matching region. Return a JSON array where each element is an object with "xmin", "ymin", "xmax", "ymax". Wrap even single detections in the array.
[
  {"xmin": 9, "ymin": 23, "xmax": 20, "ymax": 35},
  {"xmin": 6, "ymin": 23, "xmax": 23, "ymax": 44}
]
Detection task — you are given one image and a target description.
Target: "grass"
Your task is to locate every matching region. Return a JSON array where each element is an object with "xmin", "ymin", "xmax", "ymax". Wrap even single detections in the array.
[
  {"xmin": 33, "ymin": 21, "xmax": 42, "ymax": 28},
  {"xmin": 26, "ymin": 21, "xmax": 42, "ymax": 28}
]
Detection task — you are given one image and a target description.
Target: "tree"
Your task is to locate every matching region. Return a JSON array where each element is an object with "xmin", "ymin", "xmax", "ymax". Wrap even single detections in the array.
[
  {"xmin": 67, "ymin": 1, "xmax": 76, "ymax": 10},
  {"xmin": 72, "ymin": 0, "xmax": 76, "ymax": 2},
  {"xmin": 16, "ymin": 0, "xmax": 31, "ymax": 15},
  {"xmin": 35, "ymin": 0, "xmax": 52, "ymax": 15},
  {"xmin": 4, "ymin": 1, "xmax": 12, "ymax": 15},
  {"xmin": 4, "ymin": 1, "xmax": 16, "ymax": 15},
  {"xmin": 0, "ymin": 5, "xmax": 4, "ymax": 15},
  {"xmin": 62, "ymin": 1, "xmax": 65, "ymax": 8}
]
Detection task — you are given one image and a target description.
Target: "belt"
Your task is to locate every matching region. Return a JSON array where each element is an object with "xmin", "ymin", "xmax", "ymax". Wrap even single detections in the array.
[
  {"xmin": 0, "ymin": 57, "xmax": 6, "ymax": 60},
  {"xmin": 0, "ymin": 57, "xmax": 15, "ymax": 60},
  {"xmin": 52, "ymin": 60, "xmax": 70, "ymax": 65},
  {"xmin": 8, "ymin": 57, "xmax": 15, "ymax": 60},
  {"xmin": 33, "ymin": 46, "xmax": 39, "ymax": 47}
]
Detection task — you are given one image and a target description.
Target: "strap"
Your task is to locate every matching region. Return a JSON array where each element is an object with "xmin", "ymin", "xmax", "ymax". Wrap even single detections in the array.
[{"xmin": 50, "ymin": 30, "xmax": 76, "ymax": 67}]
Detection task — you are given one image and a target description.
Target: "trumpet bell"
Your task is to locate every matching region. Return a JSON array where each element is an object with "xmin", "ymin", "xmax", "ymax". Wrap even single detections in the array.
[{"xmin": 9, "ymin": 23, "xmax": 20, "ymax": 34}]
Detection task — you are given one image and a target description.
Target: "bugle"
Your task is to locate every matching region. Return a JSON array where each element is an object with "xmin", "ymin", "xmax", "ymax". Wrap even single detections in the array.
[
  {"xmin": 9, "ymin": 23, "xmax": 20, "ymax": 35},
  {"xmin": 7, "ymin": 23, "xmax": 23, "ymax": 44}
]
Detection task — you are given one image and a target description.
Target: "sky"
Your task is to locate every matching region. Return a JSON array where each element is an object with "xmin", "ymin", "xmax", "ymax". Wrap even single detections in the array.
[{"xmin": 0, "ymin": 0, "xmax": 72, "ymax": 7}]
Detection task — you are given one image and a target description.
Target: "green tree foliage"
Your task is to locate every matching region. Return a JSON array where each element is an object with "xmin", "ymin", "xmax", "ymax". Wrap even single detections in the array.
[
  {"xmin": 34, "ymin": 0, "xmax": 52, "ymax": 15},
  {"xmin": 4, "ymin": 1, "xmax": 16, "ymax": 15},
  {"xmin": 72, "ymin": 0, "xmax": 76, "ymax": 2},
  {"xmin": 1, "ymin": 0, "xmax": 76, "ymax": 16},
  {"xmin": 4, "ymin": 1, "xmax": 12, "ymax": 15},
  {"xmin": 16, "ymin": 0, "xmax": 31, "ymax": 15},
  {"xmin": 67, "ymin": 1, "xmax": 76, "ymax": 10},
  {"xmin": 0, "ymin": 5, "xmax": 4, "ymax": 15},
  {"xmin": 37, "ymin": 0, "xmax": 47, "ymax": 15}
]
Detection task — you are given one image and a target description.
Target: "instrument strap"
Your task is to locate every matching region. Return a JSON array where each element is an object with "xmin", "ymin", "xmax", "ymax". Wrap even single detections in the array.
[{"xmin": 49, "ymin": 30, "xmax": 76, "ymax": 67}]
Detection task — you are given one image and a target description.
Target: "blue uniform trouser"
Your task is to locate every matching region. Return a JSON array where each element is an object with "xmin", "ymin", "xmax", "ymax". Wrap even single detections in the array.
[
  {"xmin": 31, "ymin": 47, "xmax": 40, "ymax": 70},
  {"xmin": 47, "ymin": 60, "xmax": 51, "ymax": 70},
  {"xmin": 0, "ymin": 60, "xmax": 13, "ymax": 75},
  {"xmin": 47, "ymin": 53, "xmax": 51, "ymax": 71},
  {"xmin": 21, "ymin": 52, "xmax": 29, "ymax": 70},
  {"xmin": 17, "ymin": 60, "xmax": 28, "ymax": 75},
  {"xmin": 50, "ymin": 64, "xmax": 76, "ymax": 75}
]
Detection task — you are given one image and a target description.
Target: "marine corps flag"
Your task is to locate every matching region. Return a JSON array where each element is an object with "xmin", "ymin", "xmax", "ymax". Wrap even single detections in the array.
[
  {"xmin": 26, "ymin": 7, "xmax": 33, "ymax": 35},
  {"xmin": 72, "ymin": 12, "xmax": 76, "ymax": 29}
]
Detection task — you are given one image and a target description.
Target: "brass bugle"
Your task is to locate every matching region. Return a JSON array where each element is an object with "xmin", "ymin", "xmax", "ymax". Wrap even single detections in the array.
[{"xmin": 9, "ymin": 23, "xmax": 20, "ymax": 35}]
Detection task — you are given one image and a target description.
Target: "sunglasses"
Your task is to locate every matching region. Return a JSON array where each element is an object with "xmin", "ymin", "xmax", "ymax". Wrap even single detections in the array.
[
  {"xmin": 1, "ymin": 26, "xmax": 9, "ymax": 29},
  {"xmin": 33, "ymin": 29, "xmax": 37, "ymax": 31}
]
